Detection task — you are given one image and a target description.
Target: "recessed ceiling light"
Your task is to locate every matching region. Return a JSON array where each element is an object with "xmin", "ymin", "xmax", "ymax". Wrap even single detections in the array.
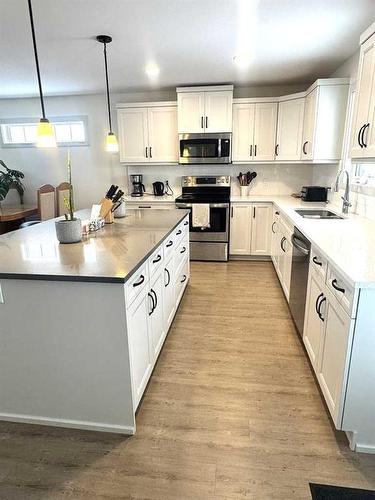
[
  {"xmin": 145, "ymin": 63, "xmax": 160, "ymax": 78},
  {"xmin": 233, "ymin": 53, "xmax": 251, "ymax": 69}
]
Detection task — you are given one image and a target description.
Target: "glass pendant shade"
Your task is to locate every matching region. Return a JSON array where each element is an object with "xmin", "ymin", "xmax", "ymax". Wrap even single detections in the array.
[
  {"xmin": 36, "ymin": 118, "xmax": 56, "ymax": 148},
  {"xmin": 105, "ymin": 132, "xmax": 119, "ymax": 152}
]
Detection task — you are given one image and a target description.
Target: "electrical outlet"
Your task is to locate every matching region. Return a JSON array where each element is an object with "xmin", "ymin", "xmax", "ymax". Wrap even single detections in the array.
[{"xmin": 0, "ymin": 284, "xmax": 3, "ymax": 304}]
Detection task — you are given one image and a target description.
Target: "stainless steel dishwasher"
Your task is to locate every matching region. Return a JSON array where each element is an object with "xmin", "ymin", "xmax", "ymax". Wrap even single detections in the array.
[{"xmin": 289, "ymin": 228, "xmax": 311, "ymax": 336}]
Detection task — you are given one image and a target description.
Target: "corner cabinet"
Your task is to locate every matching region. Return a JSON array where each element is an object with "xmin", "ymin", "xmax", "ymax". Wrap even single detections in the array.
[
  {"xmin": 229, "ymin": 202, "xmax": 272, "ymax": 256},
  {"xmin": 232, "ymin": 101, "xmax": 278, "ymax": 162},
  {"xmin": 177, "ymin": 85, "xmax": 233, "ymax": 133},
  {"xmin": 117, "ymin": 102, "xmax": 178, "ymax": 164}
]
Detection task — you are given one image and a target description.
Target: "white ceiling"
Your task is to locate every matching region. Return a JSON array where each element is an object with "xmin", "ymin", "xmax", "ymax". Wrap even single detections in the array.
[{"xmin": 0, "ymin": 0, "xmax": 374, "ymax": 98}]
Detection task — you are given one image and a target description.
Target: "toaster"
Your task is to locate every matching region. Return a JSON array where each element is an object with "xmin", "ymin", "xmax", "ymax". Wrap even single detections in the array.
[{"xmin": 301, "ymin": 186, "xmax": 328, "ymax": 202}]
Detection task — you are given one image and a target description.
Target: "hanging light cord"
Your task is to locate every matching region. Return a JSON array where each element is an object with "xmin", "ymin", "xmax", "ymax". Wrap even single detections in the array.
[
  {"xmin": 27, "ymin": 0, "xmax": 46, "ymax": 119},
  {"xmin": 102, "ymin": 42, "xmax": 113, "ymax": 134}
]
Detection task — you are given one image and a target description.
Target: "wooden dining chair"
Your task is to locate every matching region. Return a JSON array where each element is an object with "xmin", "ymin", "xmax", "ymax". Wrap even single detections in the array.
[
  {"xmin": 20, "ymin": 184, "xmax": 56, "ymax": 228},
  {"xmin": 55, "ymin": 182, "xmax": 71, "ymax": 217}
]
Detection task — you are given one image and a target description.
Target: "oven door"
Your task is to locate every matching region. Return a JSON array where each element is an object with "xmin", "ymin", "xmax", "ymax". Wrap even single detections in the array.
[
  {"xmin": 179, "ymin": 134, "xmax": 231, "ymax": 164},
  {"xmin": 175, "ymin": 203, "xmax": 229, "ymax": 242}
]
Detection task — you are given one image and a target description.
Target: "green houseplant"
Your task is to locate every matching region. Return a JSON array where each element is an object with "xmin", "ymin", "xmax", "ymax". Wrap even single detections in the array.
[
  {"xmin": 0, "ymin": 160, "xmax": 25, "ymax": 204},
  {"xmin": 55, "ymin": 151, "xmax": 82, "ymax": 244}
]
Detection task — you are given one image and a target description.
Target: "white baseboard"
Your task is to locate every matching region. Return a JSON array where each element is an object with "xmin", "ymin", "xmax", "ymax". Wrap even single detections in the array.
[
  {"xmin": 345, "ymin": 431, "xmax": 375, "ymax": 454},
  {"xmin": 0, "ymin": 412, "xmax": 135, "ymax": 435},
  {"xmin": 229, "ymin": 255, "xmax": 271, "ymax": 261}
]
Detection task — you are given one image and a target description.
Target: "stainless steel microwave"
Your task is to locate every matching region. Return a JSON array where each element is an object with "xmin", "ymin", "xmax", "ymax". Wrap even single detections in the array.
[{"xmin": 178, "ymin": 133, "xmax": 232, "ymax": 164}]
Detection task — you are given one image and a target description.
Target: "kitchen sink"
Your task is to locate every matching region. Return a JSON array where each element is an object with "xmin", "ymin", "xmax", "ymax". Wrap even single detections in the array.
[{"xmin": 295, "ymin": 209, "xmax": 344, "ymax": 219}]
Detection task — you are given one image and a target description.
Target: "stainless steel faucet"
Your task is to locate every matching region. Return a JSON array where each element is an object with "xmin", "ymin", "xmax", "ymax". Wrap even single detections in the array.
[{"xmin": 334, "ymin": 169, "xmax": 351, "ymax": 214}]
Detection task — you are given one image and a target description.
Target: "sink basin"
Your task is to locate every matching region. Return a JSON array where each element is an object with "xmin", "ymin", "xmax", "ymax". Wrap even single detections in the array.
[{"xmin": 295, "ymin": 209, "xmax": 344, "ymax": 219}]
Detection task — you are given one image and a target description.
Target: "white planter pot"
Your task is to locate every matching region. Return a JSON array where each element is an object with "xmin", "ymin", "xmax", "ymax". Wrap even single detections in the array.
[
  {"xmin": 55, "ymin": 218, "xmax": 82, "ymax": 244},
  {"xmin": 240, "ymin": 186, "xmax": 248, "ymax": 197}
]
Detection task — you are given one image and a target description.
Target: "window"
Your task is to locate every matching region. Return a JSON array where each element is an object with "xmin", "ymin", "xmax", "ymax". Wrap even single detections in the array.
[
  {"xmin": 354, "ymin": 163, "xmax": 375, "ymax": 186},
  {"xmin": 0, "ymin": 117, "xmax": 88, "ymax": 147}
]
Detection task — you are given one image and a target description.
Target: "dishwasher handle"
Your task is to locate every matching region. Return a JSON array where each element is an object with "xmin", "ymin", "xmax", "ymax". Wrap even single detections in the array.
[{"xmin": 291, "ymin": 235, "xmax": 310, "ymax": 256}]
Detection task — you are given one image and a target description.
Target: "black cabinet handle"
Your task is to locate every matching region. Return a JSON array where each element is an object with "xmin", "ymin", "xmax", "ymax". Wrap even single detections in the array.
[
  {"xmin": 151, "ymin": 289, "xmax": 157, "ymax": 310},
  {"xmin": 312, "ymin": 256, "xmax": 322, "ymax": 266},
  {"xmin": 280, "ymin": 237, "xmax": 286, "ymax": 252},
  {"xmin": 272, "ymin": 221, "xmax": 276, "ymax": 234},
  {"xmin": 302, "ymin": 141, "xmax": 308, "ymax": 155},
  {"xmin": 145, "ymin": 147, "xmax": 148, "ymax": 158},
  {"xmin": 176, "ymin": 229, "xmax": 182, "ymax": 235},
  {"xmin": 205, "ymin": 116, "xmax": 208, "ymax": 128},
  {"xmin": 254, "ymin": 145, "xmax": 257, "ymax": 157},
  {"xmin": 138, "ymin": 205, "xmax": 151, "ymax": 208},
  {"xmin": 148, "ymin": 291, "xmax": 155, "ymax": 315},
  {"xmin": 250, "ymin": 145, "xmax": 253, "ymax": 157},
  {"xmin": 315, "ymin": 292, "xmax": 324, "ymax": 318},
  {"xmin": 253, "ymin": 206, "xmax": 256, "ymax": 218},
  {"xmin": 181, "ymin": 275, "xmax": 187, "ymax": 283},
  {"xmin": 149, "ymin": 146, "xmax": 152, "ymax": 158},
  {"xmin": 332, "ymin": 279, "xmax": 345, "ymax": 294},
  {"xmin": 358, "ymin": 124, "xmax": 365, "ymax": 147},
  {"xmin": 184, "ymin": 220, "xmax": 189, "ymax": 225},
  {"xmin": 317, "ymin": 296, "xmax": 326, "ymax": 322},
  {"xmin": 133, "ymin": 274, "xmax": 145, "ymax": 287},
  {"xmin": 165, "ymin": 268, "xmax": 171, "ymax": 287},
  {"xmin": 152, "ymin": 254, "xmax": 162, "ymax": 264},
  {"xmin": 166, "ymin": 240, "xmax": 173, "ymax": 248},
  {"xmin": 275, "ymin": 211, "xmax": 279, "ymax": 215},
  {"xmin": 362, "ymin": 123, "xmax": 370, "ymax": 148},
  {"xmin": 275, "ymin": 144, "xmax": 279, "ymax": 156},
  {"xmin": 201, "ymin": 116, "xmax": 204, "ymax": 129},
  {"xmin": 180, "ymin": 246, "xmax": 186, "ymax": 254},
  {"xmin": 231, "ymin": 206, "xmax": 233, "ymax": 218}
]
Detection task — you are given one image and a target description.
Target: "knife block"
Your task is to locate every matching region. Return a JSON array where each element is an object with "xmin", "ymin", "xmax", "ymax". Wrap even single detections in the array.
[{"xmin": 99, "ymin": 198, "xmax": 114, "ymax": 224}]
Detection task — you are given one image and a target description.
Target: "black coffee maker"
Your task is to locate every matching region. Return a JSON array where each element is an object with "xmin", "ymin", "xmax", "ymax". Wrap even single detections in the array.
[{"xmin": 130, "ymin": 174, "xmax": 145, "ymax": 197}]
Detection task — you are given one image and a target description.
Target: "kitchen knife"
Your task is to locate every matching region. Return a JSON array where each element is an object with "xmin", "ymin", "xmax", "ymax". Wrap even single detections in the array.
[
  {"xmin": 112, "ymin": 189, "xmax": 124, "ymax": 204},
  {"xmin": 106, "ymin": 185, "xmax": 118, "ymax": 199}
]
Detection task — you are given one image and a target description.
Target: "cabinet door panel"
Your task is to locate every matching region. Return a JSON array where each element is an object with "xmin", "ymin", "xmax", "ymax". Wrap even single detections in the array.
[
  {"xmin": 303, "ymin": 272, "xmax": 325, "ymax": 369},
  {"xmin": 149, "ymin": 270, "xmax": 165, "ymax": 361},
  {"xmin": 229, "ymin": 204, "xmax": 252, "ymax": 255},
  {"xmin": 232, "ymin": 104, "xmax": 255, "ymax": 162},
  {"xmin": 204, "ymin": 91, "xmax": 233, "ymax": 132},
  {"xmin": 253, "ymin": 103, "xmax": 278, "ymax": 161},
  {"xmin": 276, "ymin": 98, "xmax": 305, "ymax": 161},
  {"xmin": 317, "ymin": 298, "xmax": 352, "ymax": 427},
  {"xmin": 163, "ymin": 256, "xmax": 175, "ymax": 330},
  {"xmin": 351, "ymin": 34, "xmax": 375, "ymax": 158},
  {"xmin": 177, "ymin": 92, "xmax": 205, "ymax": 133},
  {"xmin": 301, "ymin": 88, "xmax": 318, "ymax": 160},
  {"xmin": 250, "ymin": 203, "xmax": 272, "ymax": 255},
  {"xmin": 148, "ymin": 106, "xmax": 178, "ymax": 163},
  {"xmin": 127, "ymin": 290, "xmax": 152, "ymax": 408},
  {"xmin": 118, "ymin": 108, "xmax": 149, "ymax": 163}
]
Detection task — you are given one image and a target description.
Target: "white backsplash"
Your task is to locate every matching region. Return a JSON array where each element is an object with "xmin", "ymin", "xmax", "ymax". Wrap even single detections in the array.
[{"xmin": 127, "ymin": 163, "xmax": 314, "ymax": 198}]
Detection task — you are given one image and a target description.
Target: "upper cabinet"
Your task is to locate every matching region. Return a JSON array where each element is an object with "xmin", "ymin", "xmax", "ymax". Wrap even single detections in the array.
[
  {"xmin": 301, "ymin": 80, "xmax": 349, "ymax": 162},
  {"xmin": 232, "ymin": 101, "xmax": 278, "ymax": 162},
  {"xmin": 351, "ymin": 29, "xmax": 375, "ymax": 159},
  {"xmin": 117, "ymin": 103, "xmax": 178, "ymax": 164},
  {"xmin": 177, "ymin": 85, "xmax": 233, "ymax": 133},
  {"xmin": 275, "ymin": 97, "xmax": 305, "ymax": 161}
]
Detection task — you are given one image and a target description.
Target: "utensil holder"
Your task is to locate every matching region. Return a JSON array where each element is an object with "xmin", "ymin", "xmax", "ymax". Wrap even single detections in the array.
[{"xmin": 240, "ymin": 186, "xmax": 248, "ymax": 197}]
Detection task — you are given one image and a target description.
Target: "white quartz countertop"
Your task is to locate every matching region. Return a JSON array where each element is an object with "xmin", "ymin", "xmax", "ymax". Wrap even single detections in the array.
[{"xmin": 232, "ymin": 195, "xmax": 375, "ymax": 289}]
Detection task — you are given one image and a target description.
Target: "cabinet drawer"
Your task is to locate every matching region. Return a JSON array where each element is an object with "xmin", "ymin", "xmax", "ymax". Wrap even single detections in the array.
[
  {"xmin": 174, "ymin": 236, "xmax": 189, "ymax": 274},
  {"xmin": 310, "ymin": 246, "xmax": 328, "ymax": 280},
  {"xmin": 148, "ymin": 244, "xmax": 164, "ymax": 277},
  {"xmin": 163, "ymin": 233, "xmax": 175, "ymax": 259},
  {"xmin": 125, "ymin": 262, "xmax": 148, "ymax": 306},
  {"xmin": 173, "ymin": 217, "xmax": 189, "ymax": 243},
  {"xmin": 175, "ymin": 257, "xmax": 189, "ymax": 304},
  {"xmin": 326, "ymin": 265, "xmax": 356, "ymax": 317}
]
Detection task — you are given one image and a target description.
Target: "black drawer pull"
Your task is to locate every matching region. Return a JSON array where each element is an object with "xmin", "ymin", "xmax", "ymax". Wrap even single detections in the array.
[
  {"xmin": 133, "ymin": 275, "xmax": 145, "ymax": 287},
  {"xmin": 165, "ymin": 268, "xmax": 171, "ymax": 287},
  {"xmin": 166, "ymin": 240, "xmax": 173, "ymax": 248},
  {"xmin": 332, "ymin": 279, "xmax": 345, "ymax": 294},
  {"xmin": 148, "ymin": 291, "xmax": 155, "ymax": 315},
  {"xmin": 317, "ymin": 296, "xmax": 326, "ymax": 322},
  {"xmin": 151, "ymin": 289, "xmax": 157, "ymax": 309},
  {"xmin": 152, "ymin": 254, "xmax": 162, "ymax": 264},
  {"xmin": 271, "ymin": 221, "xmax": 276, "ymax": 234},
  {"xmin": 181, "ymin": 275, "xmax": 187, "ymax": 283},
  {"xmin": 138, "ymin": 205, "xmax": 151, "ymax": 208},
  {"xmin": 180, "ymin": 246, "xmax": 186, "ymax": 254},
  {"xmin": 176, "ymin": 229, "xmax": 182, "ymax": 235},
  {"xmin": 312, "ymin": 256, "xmax": 322, "ymax": 266},
  {"xmin": 184, "ymin": 221, "xmax": 189, "ymax": 225},
  {"xmin": 302, "ymin": 141, "xmax": 308, "ymax": 155},
  {"xmin": 315, "ymin": 292, "xmax": 324, "ymax": 319},
  {"xmin": 358, "ymin": 124, "xmax": 365, "ymax": 147}
]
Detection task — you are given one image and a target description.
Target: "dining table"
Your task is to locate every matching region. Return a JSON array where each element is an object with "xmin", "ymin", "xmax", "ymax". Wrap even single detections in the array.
[{"xmin": 0, "ymin": 204, "xmax": 38, "ymax": 234}]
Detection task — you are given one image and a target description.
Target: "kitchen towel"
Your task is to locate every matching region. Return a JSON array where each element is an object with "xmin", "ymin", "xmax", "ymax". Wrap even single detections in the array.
[{"xmin": 192, "ymin": 204, "xmax": 210, "ymax": 228}]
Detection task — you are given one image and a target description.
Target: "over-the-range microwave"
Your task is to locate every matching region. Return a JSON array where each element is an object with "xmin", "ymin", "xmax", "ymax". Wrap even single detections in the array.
[{"xmin": 178, "ymin": 133, "xmax": 232, "ymax": 164}]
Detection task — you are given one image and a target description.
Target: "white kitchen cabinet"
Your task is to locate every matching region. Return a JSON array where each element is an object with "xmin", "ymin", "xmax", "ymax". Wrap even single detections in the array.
[
  {"xmin": 303, "ymin": 270, "xmax": 326, "ymax": 369},
  {"xmin": 232, "ymin": 102, "xmax": 278, "ymax": 162},
  {"xmin": 229, "ymin": 204, "xmax": 252, "ymax": 255},
  {"xmin": 250, "ymin": 203, "xmax": 272, "ymax": 255},
  {"xmin": 301, "ymin": 88, "xmax": 317, "ymax": 160},
  {"xmin": 177, "ymin": 86, "xmax": 233, "ymax": 133},
  {"xmin": 117, "ymin": 103, "xmax": 178, "ymax": 164},
  {"xmin": 126, "ymin": 286, "xmax": 153, "ymax": 408},
  {"xmin": 351, "ymin": 31, "xmax": 375, "ymax": 158},
  {"xmin": 149, "ymin": 268, "xmax": 165, "ymax": 362},
  {"xmin": 270, "ymin": 208, "xmax": 280, "ymax": 268},
  {"xmin": 273, "ymin": 216, "xmax": 293, "ymax": 300},
  {"xmin": 163, "ymin": 254, "xmax": 175, "ymax": 330},
  {"xmin": 276, "ymin": 97, "xmax": 305, "ymax": 161}
]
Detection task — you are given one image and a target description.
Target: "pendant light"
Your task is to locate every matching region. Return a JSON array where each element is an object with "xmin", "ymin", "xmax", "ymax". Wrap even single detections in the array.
[
  {"xmin": 97, "ymin": 35, "xmax": 119, "ymax": 153},
  {"xmin": 27, "ymin": 0, "xmax": 56, "ymax": 148}
]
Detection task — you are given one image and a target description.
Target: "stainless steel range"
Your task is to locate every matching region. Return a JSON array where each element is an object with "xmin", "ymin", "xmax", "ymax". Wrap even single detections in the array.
[{"xmin": 175, "ymin": 175, "xmax": 230, "ymax": 261}]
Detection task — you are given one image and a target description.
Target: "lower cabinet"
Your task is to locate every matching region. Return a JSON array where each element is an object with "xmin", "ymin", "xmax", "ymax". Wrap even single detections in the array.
[
  {"xmin": 272, "ymin": 215, "xmax": 293, "ymax": 300},
  {"xmin": 229, "ymin": 202, "xmax": 272, "ymax": 256},
  {"xmin": 303, "ymin": 266, "xmax": 354, "ymax": 427},
  {"xmin": 149, "ymin": 267, "xmax": 165, "ymax": 361},
  {"xmin": 163, "ymin": 254, "xmax": 175, "ymax": 330}
]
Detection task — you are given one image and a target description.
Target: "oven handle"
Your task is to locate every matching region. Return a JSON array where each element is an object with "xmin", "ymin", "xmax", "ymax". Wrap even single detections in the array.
[{"xmin": 175, "ymin": 203, "xmax": 229, "ymax": 208}]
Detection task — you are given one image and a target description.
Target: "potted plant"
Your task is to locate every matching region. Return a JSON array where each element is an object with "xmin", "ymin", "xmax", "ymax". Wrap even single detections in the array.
[
  {"xmin": 55, "ymin": 151, "xmax": 82, "ymax": 244},
  {"xmin": 0, "ymin": 160, "xmax": 25, "ymax": 204}
]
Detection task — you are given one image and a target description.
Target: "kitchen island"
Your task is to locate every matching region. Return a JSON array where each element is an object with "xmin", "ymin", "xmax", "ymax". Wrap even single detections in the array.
[{"xmin": 0, "ymin": 209, "xmax": 190, "ymax": 434}]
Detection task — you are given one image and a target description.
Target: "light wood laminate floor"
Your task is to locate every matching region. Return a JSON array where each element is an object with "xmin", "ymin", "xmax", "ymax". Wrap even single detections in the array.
[{"xmin": 1, "ymin": 262, "xmax": 374, "ymax": 499}]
